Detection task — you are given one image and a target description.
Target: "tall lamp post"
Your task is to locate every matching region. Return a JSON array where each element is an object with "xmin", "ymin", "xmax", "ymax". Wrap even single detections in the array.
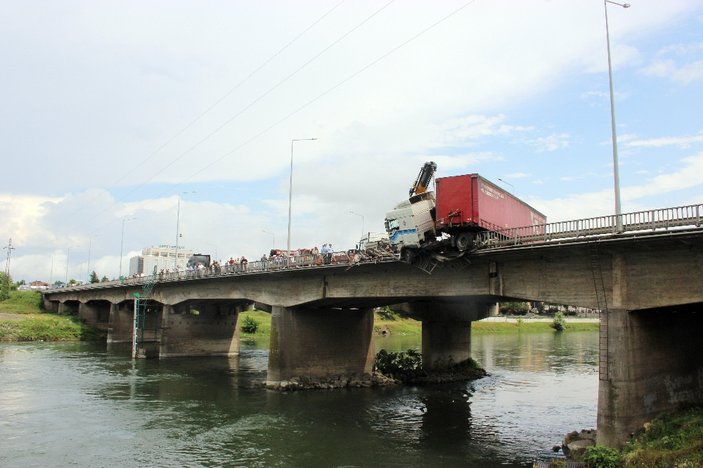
[
  {"xmin": 262, "ymin": 230, "xmax": 275, "ymax": 250},
  {"xmin": 604, "ymin": 0, "xmax": 630, "ymax": 232},
  {"xmin": 86, "ymin": 237, "xmax": 92, "ymax": 283},
  {"xmin": 287, "ymin": 138, "xmax": 317, "ymax": 266},
  {"xmin": 119, "ymin": 217, "xmax": 136, "ymax": 279},
  {"xmin": 349, "ymin": 211, "xmax": 365, "ymax": 241},
  {"xmin": 174, "ymin": 191, "xmax": 196, "ymax": 270}
]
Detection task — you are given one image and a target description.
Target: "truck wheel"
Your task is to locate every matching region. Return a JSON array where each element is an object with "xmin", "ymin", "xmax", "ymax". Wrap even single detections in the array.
[
  {"xmin": 401, "ymin": 248, "xmax": 416, "ymax": 264},
  {"xmin": 455, "ymin": 232, "xmax": 473, "ymax": 251}
]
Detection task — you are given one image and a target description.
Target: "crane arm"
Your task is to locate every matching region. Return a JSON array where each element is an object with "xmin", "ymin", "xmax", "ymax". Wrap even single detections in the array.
[{"xmin": 409, "ymin": 161, "xmax": 437, "ymax": 197}]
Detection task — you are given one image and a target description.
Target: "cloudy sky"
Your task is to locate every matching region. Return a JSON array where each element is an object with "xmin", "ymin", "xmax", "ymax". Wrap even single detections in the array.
[{"xmin": 2, "ymin": 0, "xmax": 702, "ymax": 283}]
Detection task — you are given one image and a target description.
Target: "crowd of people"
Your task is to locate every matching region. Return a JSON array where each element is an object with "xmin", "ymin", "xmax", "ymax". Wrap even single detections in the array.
[{"xmin": 135, "ymin": 243, "xmax": 347, "ymax": 282}]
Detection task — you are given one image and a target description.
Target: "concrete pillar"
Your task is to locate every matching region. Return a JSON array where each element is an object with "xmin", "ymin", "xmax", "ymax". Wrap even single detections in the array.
[
  {"xmin": 422, "ymin": 317, "xmax": 472, "ymax": 369},
  {"xmin": 78, "ymin": 302, "xmax": 99, "ymax": 327},
  {"xmin": 159, "ymin": 301, "xmax": 239, "ymax": 358},
  {"xmin": 57, "ymin": 301, "xmax": 78, "ymax": 315},
  {"xmin": 597, "ymin": 306, "xmax": 703, "ymax": 447},
  {"xmin": 43, "ymin": 298, "xmax": 59, "ymax": 313},
  {"xmin": 107, "ymin": 302, "xmax": 134, "ymax": 343},
  {"xmin": 266, "ymin": 306, "xmax": 375, "ymax": 388},
  {"xmin": 408, "ymin": 299, "xmax": 493, "ymax": 370}
]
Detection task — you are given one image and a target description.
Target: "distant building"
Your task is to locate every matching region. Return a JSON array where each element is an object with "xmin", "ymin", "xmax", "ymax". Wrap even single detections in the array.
[
  {"xmin": 129, "ymin": 245, "xmax": 194, "ymax": 276},
  {"xmin": 29, "ymin": 281, "xmax": 49, "ymax": 290}
]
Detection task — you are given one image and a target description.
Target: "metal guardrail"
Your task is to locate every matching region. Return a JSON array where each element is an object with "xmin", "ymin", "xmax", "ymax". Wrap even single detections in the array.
[
  {"xmin": 47, "ymin": 249, "xmax": 397, "ymax": 293},
  {"xmin": 475, "ymin": 203, "xmax": 703, "ymax": 248}
]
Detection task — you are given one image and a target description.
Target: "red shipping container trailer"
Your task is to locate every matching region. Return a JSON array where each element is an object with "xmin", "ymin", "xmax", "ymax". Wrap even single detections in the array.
[{"xmin": 434, "ymin": 174, "xmax": 546, "ymax": 233}]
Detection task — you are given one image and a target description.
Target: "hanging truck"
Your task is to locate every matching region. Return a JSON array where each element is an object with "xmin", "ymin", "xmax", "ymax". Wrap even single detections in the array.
[{"xmin": 384, "ymin": 162, "xmax": 547, "ymax": 263}]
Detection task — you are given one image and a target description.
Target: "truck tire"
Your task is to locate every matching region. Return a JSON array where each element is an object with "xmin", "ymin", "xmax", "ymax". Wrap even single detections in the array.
[
  {"xmin": 455, "ymin": 232, "xmax": 474, "ymax": 251},
  {"xmin": 401, "ymin": 248, "xmax": 416, "ymax": 264}
]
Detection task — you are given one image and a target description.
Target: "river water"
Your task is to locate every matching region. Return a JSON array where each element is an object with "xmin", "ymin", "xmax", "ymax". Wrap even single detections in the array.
[{"xmin": 0, "ymin": 331, "xmax": 598, "ymax": 467}]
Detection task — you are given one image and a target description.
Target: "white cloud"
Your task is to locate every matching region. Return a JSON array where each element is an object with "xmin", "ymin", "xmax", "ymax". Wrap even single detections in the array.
[
  {"xmin": 530, "ymin": 152, "xmax": 703, "ymax": 222},
  {"xmin": 436, "ymin": 115, "xmax": 532, "ymax": 147},
  {"xmin": 642, "ymin": 59, "xmax": 703, "ymax": 84},
  {"xmin": 528, "ymin": 133, "xmax": 572, "ymax": 153},
  {"xmin": 506, "ymin": 172, "xmax": 531, "ymax": 179},
  {"xmin": 624, "ymin": 131, "xmax": 703, "ymax": 149}
]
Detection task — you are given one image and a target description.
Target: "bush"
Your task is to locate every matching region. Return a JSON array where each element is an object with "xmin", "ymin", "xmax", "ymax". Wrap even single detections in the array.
[
  {"xmin": 500, "ymin": 301, "xmax": 529, "ymax": 315},
  {"xmin": 240, "ymin": 315, "xmax": 259, "ymax": 334},
  {"xmin": 374, "ymin": 348, "xmax": 423, "ymax": 381},
  {"xmin": 376, "ymin": 306, "xmax": 398, "ymax": 321},
  {"xmin": 583, "ymin": 445, "xmax": 619, "ymax": 468},
  {"xmin": 551, "ymin": 311, "xmax": 566, "ymax": 331},
  {"xmin": 0, "ymin": 273, "xmax": 10, "ymax": 301}
]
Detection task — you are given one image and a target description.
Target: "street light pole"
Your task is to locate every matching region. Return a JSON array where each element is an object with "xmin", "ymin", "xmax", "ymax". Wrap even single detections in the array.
[
  {"xmin": 262, "ymin": 230, "xmax": 275, "ymax": 250},
  {"xmin": 349, "ymin": 211, "xmax": 365, "ymax": 241},
  {"xmin": 87, "ymin": 237, "xmax": 92, "ymax": 283},
  {"xmin": 175, "ymin": 196, "xmax": 181, "ymax": 270},
  {"xmin": 604, "ymin": 0, "xmax": 630, "ymax": 232},
  {"xmin": 174, "ymin": 191, "xmax": 196, "ymax": 270},
  {"xmin": 119, "ymin": 217, "xmax": 135, "ymax": 279},
  {"xmin": 287, "ymin": 138, "xmax": 317, "ymax": 266}
]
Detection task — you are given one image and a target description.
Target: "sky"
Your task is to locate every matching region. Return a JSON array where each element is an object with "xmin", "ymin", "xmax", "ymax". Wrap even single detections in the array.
[{"xmin": 1, "ymin": 0, "xmax": 702, "ymax": 284}]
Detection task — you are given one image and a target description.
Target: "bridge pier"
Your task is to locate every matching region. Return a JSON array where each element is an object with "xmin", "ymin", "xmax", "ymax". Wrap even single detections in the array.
[
  {"xmin": 597, "ymin": 305, "xmax": 703, "ymax": 447},
  {"xmin": 107, "ymin": 302, "xmax": 134, "ymax": 343},
  {"xmin": 159, "ymin": 301, "xmax": 240, "ymax": 358},
  {"xmin": 408, "ymin": 299, "xmax": 493, "ymax": 370},
  {"xmin": 78, "ymin": 301, "xmax": 110, "ymax": 328},
  {"xmin": 266, "ymin": 306, "xmax": 375, "ymax": 389}
]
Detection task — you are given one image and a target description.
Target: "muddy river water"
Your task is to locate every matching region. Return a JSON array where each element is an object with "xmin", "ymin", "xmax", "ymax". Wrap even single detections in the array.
[{"xmin": 0, "ymin": 330, "xmax": 598, "ymax": 467}]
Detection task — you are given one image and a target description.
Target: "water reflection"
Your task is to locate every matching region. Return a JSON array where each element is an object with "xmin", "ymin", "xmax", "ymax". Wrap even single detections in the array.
[{"xmin": 0, "ymin": 331, "xmax": 598, "ymax": 467}]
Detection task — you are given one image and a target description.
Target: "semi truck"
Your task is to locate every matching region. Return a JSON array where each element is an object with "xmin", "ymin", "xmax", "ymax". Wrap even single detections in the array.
[{"xmin": 384, "ymin": 162, "xmax": 546, "ymax": 262}]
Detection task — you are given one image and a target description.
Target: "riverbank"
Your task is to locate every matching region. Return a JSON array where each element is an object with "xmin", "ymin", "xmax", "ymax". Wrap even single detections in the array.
[
  {"xmin": 238, "ymin": 310, "xmax": 601, "ymax": 340},
  {"xmin": 0, "ymin": 291, "xmax": 104, "ymax": 341},
  {"xmin": 557, "ymin": 406, "xmax": 703, "ymax": 467},
  {"xmin": 619, "ymin": 405, "xmax": 703, "ymax": 466}
]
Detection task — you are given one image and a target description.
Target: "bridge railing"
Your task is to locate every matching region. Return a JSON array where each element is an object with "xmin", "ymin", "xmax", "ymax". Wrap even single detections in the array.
[
  {"xmin": 51, "ymin": 249, "xmax": 393, "ymax": 292},
  {"xmin": 475, "ymin": 203, "xmax": 703, "ymax": 248}
]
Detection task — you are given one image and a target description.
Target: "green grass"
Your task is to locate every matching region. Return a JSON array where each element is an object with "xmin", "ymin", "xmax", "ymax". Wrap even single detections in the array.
[
  {"xmin": 0, "ymin": 290, "xmax": 44, "ymax": 314},
  {"xmin": 620, "ymin": 406, "xmax": 703, "ymax": 467},
  {"xmin": 375, "ymin": 315, "xmax": 422, "ymax": 336},
  {"xmin": 0, "ymin": 313, "xmax": 104, "ymax": 341},
  {"xmin": 472, "ymin": 320, "xmax": 599, "ymax": 334},
  {"xmin": 238, "ymin": 310, "xmax": 272, "ymax": 335},
  {"xmin": 0, "ymin": 290, "xmax": 105, "ymax": 341},
  {"xmin": 238, "ymin": 310, "xmax": 598, "ymax": 338}
]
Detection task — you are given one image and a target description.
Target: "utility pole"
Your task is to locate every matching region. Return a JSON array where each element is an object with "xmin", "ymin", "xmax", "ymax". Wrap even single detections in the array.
[{"xmin": 4, "ymin": 238, "xmax": 15, "ymax": 277}]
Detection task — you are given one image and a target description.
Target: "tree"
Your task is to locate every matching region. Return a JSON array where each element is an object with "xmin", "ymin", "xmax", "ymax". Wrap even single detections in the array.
[
  {"xmin": 89, "ymin": 271, "xmax": 99, "ymax": 283},
  {"xmin": 240, "ymin": 315, "xmax": 259, "ymax": 334},
  {"xmin": 0, "ymin": 272, "xmax": 10, "ymax": 301}
]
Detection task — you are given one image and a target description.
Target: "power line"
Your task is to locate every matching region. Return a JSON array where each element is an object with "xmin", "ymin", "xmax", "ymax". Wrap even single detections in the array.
[
  {"xmin": 57, "ymin": 1, "xmax": 349, "ymax": 239},
  {"xmin": 111, "ymin": 0, "xmax": 348, "ymax": 189},
  {"xmin": 64, "ymin": 0, "xmax": 397, "ymax": 242},
  {"xmin": 125, "ymin": 0, "xmax": 397, "ymax": 193},
  {"xmin": 183, "ymin": 0, "xmax": 478, "ymax": 181}
]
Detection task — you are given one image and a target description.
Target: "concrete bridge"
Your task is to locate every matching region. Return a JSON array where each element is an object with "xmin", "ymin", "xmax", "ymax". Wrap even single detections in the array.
[{"xmin": 43, "ymin": 205, "xmax": 703, "ymax": 447}]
